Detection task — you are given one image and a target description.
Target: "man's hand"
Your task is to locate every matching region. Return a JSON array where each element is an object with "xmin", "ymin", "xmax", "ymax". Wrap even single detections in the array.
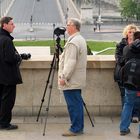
[{"xmin": 59, "ymin": 79, "xmax": 66, "ymax": 86}]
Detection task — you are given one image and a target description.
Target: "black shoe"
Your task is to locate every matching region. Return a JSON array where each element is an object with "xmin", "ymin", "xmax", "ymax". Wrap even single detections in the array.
[
  {"xmin": 138, "ymin": 134, "xmax": 140, "ymax": 139},
  {"xmin": 0, "ymin": 124, "xmax": 18, "ymax": 130},
  {"xmin": 120, "ymin": 128, "xmax": 130, "ymax": 136}
]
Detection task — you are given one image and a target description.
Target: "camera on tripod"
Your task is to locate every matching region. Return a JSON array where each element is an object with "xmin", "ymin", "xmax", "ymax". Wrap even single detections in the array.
[
  {"xmin": 20, "ymin": 53, "xmax": 31, "ymax": 60},
  {"xmin": 53, "ymin": 27, "xmax": 66, "ymax": 55},
  {"xmin": 54, "ymin": 27, "xmax": 66, "ymax": 36}
]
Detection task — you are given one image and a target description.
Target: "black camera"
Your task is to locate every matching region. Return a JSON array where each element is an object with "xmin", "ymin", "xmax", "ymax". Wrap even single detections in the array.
[
  {"xmin": 20, "ymin": 53, "xmax": 31, "ymax": 60},
  {"xmin": 54, "ymin": 27, "xmax": 66, "ymax": 36}
]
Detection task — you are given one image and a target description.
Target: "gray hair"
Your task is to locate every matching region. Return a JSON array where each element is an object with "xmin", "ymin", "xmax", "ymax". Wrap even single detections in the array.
[{"xmin": 68, "ymin": 18, "xmax": 81, "ymax": 31}]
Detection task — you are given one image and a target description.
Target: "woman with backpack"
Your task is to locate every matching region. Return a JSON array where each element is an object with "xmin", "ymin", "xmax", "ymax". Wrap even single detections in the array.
[
  {"xmin": 114, "ymin": 24, "xmax": 139, "ymax": 109},
  {"xmin": 120, "ymin": 31, "xmax": 140, "ymax": 139}
]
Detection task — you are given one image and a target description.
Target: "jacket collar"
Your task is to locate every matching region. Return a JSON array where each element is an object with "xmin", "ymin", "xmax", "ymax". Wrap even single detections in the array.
[
  {"xmin": 67, "ymin": 32, "xmax": 80, "ymax": 42},
  {"xmin": 120, "ymin": 38, "xmax": 128, "ymax": 45},
  {"xmin": 130, "ymin": 39, "xmax": 140, "ymax": 53},
  {"xmin": 0, "ymin": 28, "xmax": 14, "ymax": 40}
]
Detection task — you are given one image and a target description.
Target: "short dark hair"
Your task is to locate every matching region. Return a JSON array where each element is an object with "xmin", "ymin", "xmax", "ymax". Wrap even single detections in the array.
[
  {"xmin": 134, "ymin": 31, "xmax": 140, "ymax": 40},
  {"xmin": 0, "ymin": 16, "xmax": 13, "ymax": 28}
]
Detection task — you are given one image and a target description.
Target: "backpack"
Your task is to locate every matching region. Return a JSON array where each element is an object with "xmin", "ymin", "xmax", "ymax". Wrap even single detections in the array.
[
  {"xmin": 114, "ymin": 63, "xmax": 123, "ymax": 82},
  {"xmin": 122, "ymin": 58, "xmax": 140, "ymax": 89}
]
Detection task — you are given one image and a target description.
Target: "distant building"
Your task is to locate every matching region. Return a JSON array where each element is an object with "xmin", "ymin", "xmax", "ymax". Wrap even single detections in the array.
[{"xmin": 103, "ymin": 0, "xmax": 119, "ymax": 7}]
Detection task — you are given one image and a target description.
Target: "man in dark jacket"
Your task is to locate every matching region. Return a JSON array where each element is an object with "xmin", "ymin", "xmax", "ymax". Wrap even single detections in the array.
[{"xmin": 0, "ymin": 17, "xmax": 22, "ymax": 130}]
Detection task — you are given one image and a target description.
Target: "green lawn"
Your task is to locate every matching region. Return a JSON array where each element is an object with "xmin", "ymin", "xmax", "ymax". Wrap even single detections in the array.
[
  {"xmin": 87, "ymin": 41, "xmax": 116, "ymax": 51},
  {"xmin": 14, "ymin": 40, "xmax": 117, "ymax": 55},
  {"xmin": 14, "ymin": 40, "xmax": 57, "ymax": 47},
  {"xmin": 87, "ymin": 41, "xmax": 116, "ymax": 55}
]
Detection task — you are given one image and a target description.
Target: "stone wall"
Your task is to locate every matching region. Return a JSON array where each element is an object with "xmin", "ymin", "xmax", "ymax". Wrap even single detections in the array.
[{"xmin": 13, "ymin": 55, "xmax": 121, "ymax": 117}]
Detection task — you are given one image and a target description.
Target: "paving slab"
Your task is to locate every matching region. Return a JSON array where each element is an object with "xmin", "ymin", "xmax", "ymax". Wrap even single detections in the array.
[{"xmin": 0, "ymin": 116, "xmax": 138, "ymax": 140}]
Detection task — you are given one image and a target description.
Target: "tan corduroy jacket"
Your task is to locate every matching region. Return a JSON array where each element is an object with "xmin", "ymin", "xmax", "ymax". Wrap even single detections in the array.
[{"xmin": 58, "ymin": 32, "xmax": 87, "ymax": 90}]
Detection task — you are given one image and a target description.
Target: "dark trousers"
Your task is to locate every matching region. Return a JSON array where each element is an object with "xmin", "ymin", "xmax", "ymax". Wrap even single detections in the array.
[
  {"xmin": 0, "ymin": 84, "xmax": 16, "ymax": 126},
  {"xmin": 118, "ymin": 82, "xmax": 125, "ymax": 108}
]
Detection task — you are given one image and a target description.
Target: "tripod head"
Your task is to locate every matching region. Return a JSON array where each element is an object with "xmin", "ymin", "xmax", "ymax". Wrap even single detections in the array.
[
  {"xmin": 54, "ymin": 27, "xmax": 66, "ymax": 37},
  {"xmin": 55, "ymin": 35, "xmax": 63, "ymax": 57},
  {"xmin": 53, "ymin": 27, "xmax": 66, "ymax": 58}
]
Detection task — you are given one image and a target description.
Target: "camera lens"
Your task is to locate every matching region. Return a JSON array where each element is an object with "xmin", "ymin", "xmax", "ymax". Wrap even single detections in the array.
[{"xmin": 20, "ymin": 53, "xmax": 31, "ymax": 60}]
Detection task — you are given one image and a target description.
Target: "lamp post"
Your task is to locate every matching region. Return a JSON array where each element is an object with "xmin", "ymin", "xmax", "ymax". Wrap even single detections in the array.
[
  {"xmin": 98, "ymin": 0, "xmax": 101, "ymax": 17},
  {"xmin": 65, "ymin": 0, "xmax": 69, "ymax": 23},
  {"xmin": 29, "ymin": 0, "xmax": 36, "ymax": 32},
  {"xmin": 97, "ymin": 0, "xmax": 101, "ymax": 31},
  {"xmin": 0, "ymin": 0, "xmax": 1, "ymax": 18}
]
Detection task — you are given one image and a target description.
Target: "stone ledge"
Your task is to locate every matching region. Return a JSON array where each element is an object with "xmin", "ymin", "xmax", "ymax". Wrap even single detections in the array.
[
  {"xmin": 87, "ymin": 55, "xmax": 115, "ymax": 68},
  {"xmin": 20, "ymin": 55, "xmax": 115, "ymax": 69}
]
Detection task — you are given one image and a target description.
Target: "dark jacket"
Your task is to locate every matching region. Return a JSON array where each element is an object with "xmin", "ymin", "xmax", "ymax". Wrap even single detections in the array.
[
  {"xmin": 0, "ymin": 28, "xmax": 22, "ymax": 85},
  {"xmin": 123, "ymin": 39, "xmax": 140, "ymax": 61},
  {"xmin": 114, "ymin": 38, "xmax": 128, "ymax": 82},
  {"xmin": 123, "ymin": 39, "xmax": 140, "ymax": 90}
]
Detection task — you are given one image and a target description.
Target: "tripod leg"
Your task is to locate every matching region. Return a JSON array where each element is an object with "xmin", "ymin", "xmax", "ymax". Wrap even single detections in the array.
[
  {"xmin": 43, "ymin": 83, "xmax": 53, "ymax": 136},
  {"xmin": 43, "ymin": 54, "xmax": 57, "ymax": 136},
  {"xmin": 83, "ymin": 100, "xmax": 94, "ymax": 127},
  {"xmin": 37, "ymin": 54, "xmax": 56, "ymax": 122}
]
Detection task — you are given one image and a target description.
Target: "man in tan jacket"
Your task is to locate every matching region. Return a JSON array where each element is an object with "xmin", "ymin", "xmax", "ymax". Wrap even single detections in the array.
[{"xmin": 58, "ymin": 18, "xmax": 87, "ymax": 136}]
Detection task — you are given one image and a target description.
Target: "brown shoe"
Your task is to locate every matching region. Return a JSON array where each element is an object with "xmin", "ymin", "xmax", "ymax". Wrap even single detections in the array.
[
  {"xmin": 120, "ymin": 128, "xmax": 130, "ymax": 136},
  {"xmin": 62, "ymin": 131, "xmax": 83, "ymax": 136}
]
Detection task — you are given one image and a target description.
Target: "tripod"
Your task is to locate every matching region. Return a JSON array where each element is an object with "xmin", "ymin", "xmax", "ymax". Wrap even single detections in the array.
[
  {"xmin": 37, "ymin": 36, "xmax": 94, "ymax": 136},
  {"xmin": 36, "ymin": 36, "xmax": 64, "ymax": 136}
]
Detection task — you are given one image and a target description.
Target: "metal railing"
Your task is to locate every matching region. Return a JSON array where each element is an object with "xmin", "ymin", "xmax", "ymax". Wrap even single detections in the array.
[{"xmin": 92, "ymin": 47, "xmax": 115, "ymax": 55}]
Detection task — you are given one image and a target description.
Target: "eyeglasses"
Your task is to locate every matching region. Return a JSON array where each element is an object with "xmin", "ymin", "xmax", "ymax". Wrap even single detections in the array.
[{"xmin": 66, "ymin": 24, "xmax": 75, "ymax": 27}]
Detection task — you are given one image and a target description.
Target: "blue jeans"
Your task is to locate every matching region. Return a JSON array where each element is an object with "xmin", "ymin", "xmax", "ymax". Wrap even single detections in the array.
[
  {"xmin": 120, "ymin": 88, "xmax": 140, "ymax": 133},
  {"xmin": 63, "ymin": 89, "xmax": 84, "ymax": 133}
]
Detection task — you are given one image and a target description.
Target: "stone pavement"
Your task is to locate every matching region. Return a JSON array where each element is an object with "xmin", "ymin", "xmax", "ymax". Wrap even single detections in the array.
[{"xmin": 0, "ymin": 116, "xmax": 139, "ymax": 140}]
